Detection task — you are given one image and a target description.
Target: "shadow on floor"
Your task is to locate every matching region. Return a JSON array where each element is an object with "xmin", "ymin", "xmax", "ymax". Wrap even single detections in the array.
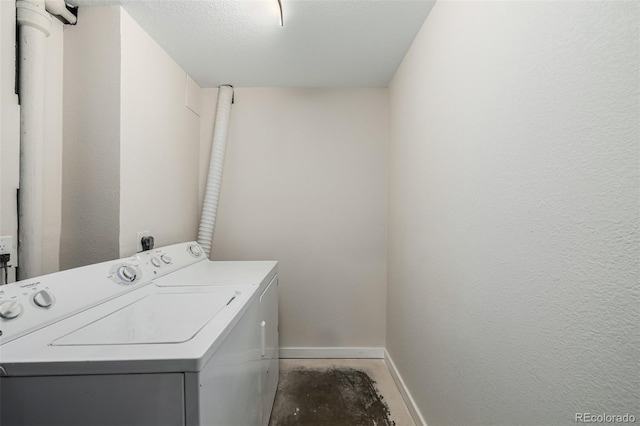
[{"xmin": 269, "ymin": 366, "xmax": 395, "ymax": 426}]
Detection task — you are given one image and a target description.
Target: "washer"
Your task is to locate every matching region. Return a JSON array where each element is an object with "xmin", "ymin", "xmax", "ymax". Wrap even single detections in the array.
[{"xmin": 0, "ymin": 242, "xmax": 278, "ymax": 426}]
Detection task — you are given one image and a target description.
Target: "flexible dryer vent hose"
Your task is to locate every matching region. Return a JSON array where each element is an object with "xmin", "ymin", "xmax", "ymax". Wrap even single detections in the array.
[{"xmin": 197, "ymin": 85, "xmax": 234, "ymax": 257}]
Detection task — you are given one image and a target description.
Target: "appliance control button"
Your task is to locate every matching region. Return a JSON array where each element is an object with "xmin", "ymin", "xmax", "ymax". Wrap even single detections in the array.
[
  {"xmin": 117, "ymin": 265, "xmax": 137, "ymax": 283},
  {"xmin": 160, "ymin": 255, "xmax": 172, "ymax": 264},
  {"xmin": 0, "ymin": 301, "xmax": 23, "ymax": 320},
  {"xmin": 151, "ymin": 257, "xmax": 161, "ymax": 267},
  {"xmin": 188, "ymin": 244, "xmax": 202, "ymax": 257},
  {"xmin": 33, "ymin": 290, "xmax": 54, "ymax": 308}
]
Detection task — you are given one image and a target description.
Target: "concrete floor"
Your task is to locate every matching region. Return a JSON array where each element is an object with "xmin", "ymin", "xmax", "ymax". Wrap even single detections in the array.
[{"xmin": 269, "ymin": 359, "xmax": 415, "ymax": 426}]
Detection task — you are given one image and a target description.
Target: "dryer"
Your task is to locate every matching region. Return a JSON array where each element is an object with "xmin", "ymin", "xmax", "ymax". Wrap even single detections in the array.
[
  {"xmin": 0, "ymin": 242, "xmax": 278, "ymax": 426},
  {"xmin": 153, "ymin": 258, "xmax": 280, "ymax": 425}
]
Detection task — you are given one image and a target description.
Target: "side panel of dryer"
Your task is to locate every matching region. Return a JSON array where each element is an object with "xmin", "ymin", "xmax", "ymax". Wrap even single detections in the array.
[
  {"xmin": 186, "ymin": 297, "xmax": 262, "ymax": 426},
  {"xmin": 0, "ymin": 373, "xmax": 185, "ymax": 426},
  {"xmin": 260, "ymin": 275, "xmax": 279, "ymax": 426}
]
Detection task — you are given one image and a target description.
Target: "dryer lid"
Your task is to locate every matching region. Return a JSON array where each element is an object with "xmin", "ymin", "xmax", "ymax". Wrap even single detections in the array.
[{"xmin": 52, "ymin": 291, "xmax": 237, "ymax": 346}]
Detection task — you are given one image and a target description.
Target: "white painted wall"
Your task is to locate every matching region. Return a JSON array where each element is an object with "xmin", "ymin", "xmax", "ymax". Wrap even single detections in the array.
[
  {"xmin": 61, "ymin": 7, "xmax": 203, "ymax": 266},
  {"xmin": 200, "ymin": 88, "xmax": 388, "ymax": 350},
  {"xmin": 0, "ymin": 0, "xmax": 20, "ymax": 283},
  {"xmin": 61, "ymin": 6, "xmax": 121, "ymax": 269},
  {"xmin": 387, "ymin": 2, "xmax": 639, "ymax": 425},
  {"xmin": 119, "ymin": 8, "xmax": 201, "ymax": 256},
  {"xmin": 1, "ymin": 2, "xmax": 63, "ymax": 280}
]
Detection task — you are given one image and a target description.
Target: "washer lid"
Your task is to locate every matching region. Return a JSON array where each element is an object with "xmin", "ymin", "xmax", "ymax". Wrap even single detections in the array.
[{"xmin": 51, "ymin": 291, "xmax": 237, "ymax": 346}]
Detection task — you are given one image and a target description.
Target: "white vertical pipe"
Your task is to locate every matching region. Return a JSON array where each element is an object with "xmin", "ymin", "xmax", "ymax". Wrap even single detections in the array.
[
  {"xmin": 16, "ymin": 0, "xmax": 51, "ymax": 280},
  {"xmin": 197, "ymin": 85, "xmax": 234, "ymax": 258}
]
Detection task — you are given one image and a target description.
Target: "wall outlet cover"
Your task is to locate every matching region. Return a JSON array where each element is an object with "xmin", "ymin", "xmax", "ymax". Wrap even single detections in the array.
[{"xmin": 0, "ymin": 236, "xmax": 13, "ymax": 255}]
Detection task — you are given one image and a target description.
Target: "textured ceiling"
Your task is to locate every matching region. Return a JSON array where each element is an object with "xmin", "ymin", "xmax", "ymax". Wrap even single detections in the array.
[{"xmin": 69, "ymin": 0, "xmax": 435, "ymax": 88}]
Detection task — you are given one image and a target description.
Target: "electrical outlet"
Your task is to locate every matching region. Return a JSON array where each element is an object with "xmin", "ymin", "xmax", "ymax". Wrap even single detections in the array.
[
  {"xmin": 136, "ymin": 231, "xmax": 151, "ymax": 253},
  {"xmin": 0, "ymin": 236, "xmax": 12, "ymax": 255}
]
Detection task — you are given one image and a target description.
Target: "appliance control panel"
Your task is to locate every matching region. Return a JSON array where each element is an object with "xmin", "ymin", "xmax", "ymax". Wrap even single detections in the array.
[
  {"xmin": 0, "ymin": 242, "xmax": 206, "ymax": 346},
  {"xmin": 136, "ymin": 242, "xmax": 205, "ymax": 278}
]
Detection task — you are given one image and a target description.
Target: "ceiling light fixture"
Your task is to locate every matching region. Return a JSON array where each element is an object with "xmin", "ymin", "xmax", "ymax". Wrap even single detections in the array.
[{"xmin": 277, "ymin": 0, "xmax": 283, "ymax": 26}]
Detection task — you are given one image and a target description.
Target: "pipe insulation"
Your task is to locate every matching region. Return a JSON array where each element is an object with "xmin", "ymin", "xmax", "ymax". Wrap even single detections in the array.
[
  {"xmin": 197, "ymin": 85, "xmax": 234, "ymax": 257},
  {"xmin": 16, "ymin": 0, "xmax": 51, "ymax": 280}
]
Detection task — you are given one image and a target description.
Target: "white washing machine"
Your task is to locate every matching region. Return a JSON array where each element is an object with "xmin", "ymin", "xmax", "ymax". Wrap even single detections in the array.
[{"xmin": 0, "ymin": 242, "xmax": 278, "ymax": 426}]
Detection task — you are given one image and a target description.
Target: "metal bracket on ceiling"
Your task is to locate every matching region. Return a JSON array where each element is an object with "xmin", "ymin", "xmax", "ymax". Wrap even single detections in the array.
[{"xmin": 222, "ymin": 85, "xmax": 235, "ymax": 104}]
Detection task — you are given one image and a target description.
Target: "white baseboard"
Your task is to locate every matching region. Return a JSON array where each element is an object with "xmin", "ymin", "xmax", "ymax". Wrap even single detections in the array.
[
  {"xmin": 279, "ymin": 347, "xmax": 385, "ymax": 359},
  {"xmin": 384, "ymin": 350, "xmax": 427, "ymax": 426}
]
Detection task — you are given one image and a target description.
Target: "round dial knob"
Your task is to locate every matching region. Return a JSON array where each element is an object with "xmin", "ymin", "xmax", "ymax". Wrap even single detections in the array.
[
  {"xmin": 33, "ymin": 290, "xmax": 54, "ymax": 308},
  {"xmin": 188, "ymin": 244, "xmax": 202, "ymax": 257},
  {"xmin": 160, "ymin": 255, "xmax": 172, "ymax": 264},
  {"xmin": 0, "ymin": 300, "xmax": 23, "ymax": 320},
  {"xmin": 151, "ymin": 257, "xmax": 161, "ymax": 267},
  {"xmin": 116, "ymin": 265, "xmax": 137, "ymax": 283}
]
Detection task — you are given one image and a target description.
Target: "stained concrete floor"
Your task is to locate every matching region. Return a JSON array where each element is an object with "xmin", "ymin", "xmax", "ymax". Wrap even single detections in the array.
[{"xmin": 269, "ymin": 359, "xmax": 415, "ymax": 426}]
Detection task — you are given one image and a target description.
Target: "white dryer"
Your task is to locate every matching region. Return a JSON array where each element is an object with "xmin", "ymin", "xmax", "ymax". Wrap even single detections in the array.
[
  {"xmin": 152, "ymin": 258, "xmax": 280, "ymax": 426},
  {"xmin": 0, "ymin": 242, "xmax": 278, "ymax": 426}
]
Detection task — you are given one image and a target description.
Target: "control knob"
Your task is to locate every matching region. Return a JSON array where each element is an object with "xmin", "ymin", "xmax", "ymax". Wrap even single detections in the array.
[
  {"xmin": 0, "ymin": 300, "xmax": 23, "ymax": 320},
  {"xmin": 188, "ymin": 244, "xmax": 202, "ymax": 257},
  {"xmin": 160, "ymin": 255, "xmax": 172, "ymax": 264},
  {"xmin": 116, "ymin": 265, "xmax": 137, "ymax": 283},
  {"xmin": 33, "ymin": 290, "xmax": 55, "ymax": 308},
  {"xmin": 151, "ymin": 257, "xmax": 161, "ymax": 267}
]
